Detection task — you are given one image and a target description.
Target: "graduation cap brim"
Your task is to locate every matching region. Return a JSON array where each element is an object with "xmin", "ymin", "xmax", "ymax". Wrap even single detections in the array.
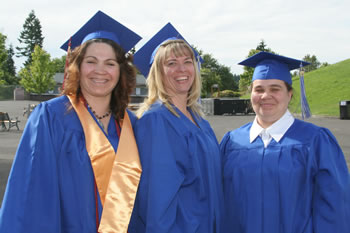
[
  {"xmin": 133, "ymin": 22, "xmax": 203, "ymax": 78},
  {"xmin": 60, "ymin": 10, "xmax": 141, "ymax": 52},
  {"xmin": 238, "ymin": 51, "xmax": 310, "ymax": 84},
  {"xmin": 239, "ymin": 51, "xmax": 310, "ymax": 70}
]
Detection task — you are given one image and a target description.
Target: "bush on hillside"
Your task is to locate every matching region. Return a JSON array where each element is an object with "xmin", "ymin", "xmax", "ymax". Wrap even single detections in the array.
[{"xmin": 212, "ymin": 90, "xmax": 241, "ymax": 98}]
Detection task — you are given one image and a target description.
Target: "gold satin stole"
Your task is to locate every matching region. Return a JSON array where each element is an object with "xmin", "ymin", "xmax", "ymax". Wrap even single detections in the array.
[{"xmin": 68, "ymin": 95, "xmax": 142, "ymax": 233}]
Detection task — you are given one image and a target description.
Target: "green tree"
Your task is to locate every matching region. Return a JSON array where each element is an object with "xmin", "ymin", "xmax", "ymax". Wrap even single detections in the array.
[
  {"xmin": 256, "ymin": 39, "xmax": 269, "ymax": 51},
  {"xmin": 3, "ymin": 45, "xmax": 18, "ymax": 84},
  {"xmin": 191, "ymin": 45, "xmax": 238, "ymax": 96},
  {"xmin": 16, "ymin": 10, "xmax": 44, "ymax": 66},
  {"xmin": 239, "ymin": 40, "xmax": 275, "ymax": 92},
  {"xmin": 201, "ymin": 67, "xmax": 221, "ymax": 97},
  {"xmin": 0, "ymin": 33, "xmax": 17, "ymax": 85},
  {"xmin": 0, "ymin": 33, "xmax": 7, "ymax": 85},
  {"xmin": 302, "ymin": 54, "xmax": 321, "ymax": 72},
  {"xmin": 200, "ymin": 53, "xmax": 238, "ymax": 94},
  {"xmin": 320, "ymin": 62, "xmax": 329, "ymax": 68},
  {"xmin": 217, "ymin": 65, "xmax": 238, "ymax": 91},
  {"xmin": 239, "ymin": 49, "xmax": 258, "ymax": 92},
  {"xmin": 19, "ymin": 45, "xmax": 55, "ymax": 94},
  {"xmin": 51, "ymin": 55, "xmax": 67, "ymax": 73}
]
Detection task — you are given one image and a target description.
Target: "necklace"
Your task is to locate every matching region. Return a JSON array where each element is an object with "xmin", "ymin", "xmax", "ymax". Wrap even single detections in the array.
[{"xmin": 87, "ymin": 103, "xmax": 111, "ymax": 120}]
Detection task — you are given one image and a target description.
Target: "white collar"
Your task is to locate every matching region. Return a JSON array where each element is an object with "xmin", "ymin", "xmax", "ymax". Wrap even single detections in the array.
[{"xmin": 250, "ymin": 109, "xmax": 295, "ymax": 144}]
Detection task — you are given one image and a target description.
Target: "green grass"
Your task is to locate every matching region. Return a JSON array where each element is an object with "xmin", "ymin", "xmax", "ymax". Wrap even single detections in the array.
[{"xmin": 290, "ymin": 59, "xmax": 350, "ymax": 116}]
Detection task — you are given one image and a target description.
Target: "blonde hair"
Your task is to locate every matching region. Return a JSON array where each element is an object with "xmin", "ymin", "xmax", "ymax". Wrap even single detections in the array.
[{"xmin": 136, "ymin": 39, "xmax": 203, "ymax": 118}]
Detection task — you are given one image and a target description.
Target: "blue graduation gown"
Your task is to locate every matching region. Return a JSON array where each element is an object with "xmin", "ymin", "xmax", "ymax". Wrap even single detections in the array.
[
  {"xmin": 220, "ymin": 119, "xmax": 350, "ymax": 233},
  {"xmin": 0, "ymin": 95, "xmax": 137, "ymax": 233},
  {"xmin": 129, "ymin": 102, "xmax": 224, "ymax": 233}
]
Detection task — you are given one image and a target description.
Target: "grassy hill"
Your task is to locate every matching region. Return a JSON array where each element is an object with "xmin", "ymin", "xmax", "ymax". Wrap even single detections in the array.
[{"xmin": 290, "ymin": 59, "xmax": 350, "ymax": 117}]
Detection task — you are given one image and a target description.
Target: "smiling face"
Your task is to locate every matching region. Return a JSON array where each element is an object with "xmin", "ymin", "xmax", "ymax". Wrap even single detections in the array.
[
  {"xmin": 251, "ymin": 79, "xmax": 292, "ymax": 128},
  {"xmin": 162, "ymin": 50, "xmax": 195, "ymax": 99},
  {"xmin": 79, "ymin": 42, "xmax": 120, "ymax": 100}
]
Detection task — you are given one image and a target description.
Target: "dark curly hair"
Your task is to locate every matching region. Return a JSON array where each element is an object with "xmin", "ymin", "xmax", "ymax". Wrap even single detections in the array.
[{"xmin": 61, "ymin": 38, "xmax": 136, "ymax": 121}]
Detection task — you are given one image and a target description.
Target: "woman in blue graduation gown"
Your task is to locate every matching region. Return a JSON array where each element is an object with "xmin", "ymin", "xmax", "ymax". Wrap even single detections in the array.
[
  {"xmin": 0, "ymin": 11, "xmax": 142, "ymax": 233},
  {"xmin": 129, "ymin": 23, "xmax": 224, "ymax": 233},
  {"xmin": 220, "ymin": 52, "xmax": 350, "ymax": 233}
]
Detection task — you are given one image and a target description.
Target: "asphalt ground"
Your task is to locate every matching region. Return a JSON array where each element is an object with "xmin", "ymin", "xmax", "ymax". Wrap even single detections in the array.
[{"xmin": 1, "ymin": 100, "xmax": 349, "ymax": 205}]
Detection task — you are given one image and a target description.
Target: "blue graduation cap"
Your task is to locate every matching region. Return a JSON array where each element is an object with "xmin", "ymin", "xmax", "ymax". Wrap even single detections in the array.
[
  {"xmin": 133, "ymin": 22, "xmax": 203, "ymax": 78},
  {"xmin": 238, "ymin": 51, "xmax": 310, "ymax": 85},
  {"xmin": 60, "ymin": 10, "xmax": 142, "ymax": 52}
]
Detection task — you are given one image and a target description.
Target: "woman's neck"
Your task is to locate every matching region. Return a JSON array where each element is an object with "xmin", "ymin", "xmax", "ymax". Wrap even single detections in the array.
[
  {"xmin": 170, "ymin": 94, "xmax": 197, "ymax": 125},
  {"xmin": 170, "ymin": 94, "xmax": 187, "ymax": 114},
  {"xmin": 83, "ymin": 94, "xmax": 112, "ymax": 133},
  {"xmin": 83, "ymin": 94, "xmax": 111, "ymax": 117}
]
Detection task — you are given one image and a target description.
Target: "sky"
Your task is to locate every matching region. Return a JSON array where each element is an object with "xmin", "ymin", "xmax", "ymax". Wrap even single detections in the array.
[{"xmin": 1, "ymin": 0, "xmax": 349, "ymax": 75}]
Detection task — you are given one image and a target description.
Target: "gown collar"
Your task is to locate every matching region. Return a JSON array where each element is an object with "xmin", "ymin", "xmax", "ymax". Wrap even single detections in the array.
[{"xmin": 250, "ymin": 109, "xmax": 295, "ymax": 146}]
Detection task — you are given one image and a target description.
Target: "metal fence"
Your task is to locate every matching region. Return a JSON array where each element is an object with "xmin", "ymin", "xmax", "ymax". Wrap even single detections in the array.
[{"xmin": 201, "ymin": 98, "xmax": 254, "ymax": 116}]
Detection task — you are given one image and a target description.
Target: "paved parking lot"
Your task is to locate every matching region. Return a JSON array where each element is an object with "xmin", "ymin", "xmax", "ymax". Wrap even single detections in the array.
[{"xmin": 1, "ymin": 100, "xmax": 349, "ymax": 205}]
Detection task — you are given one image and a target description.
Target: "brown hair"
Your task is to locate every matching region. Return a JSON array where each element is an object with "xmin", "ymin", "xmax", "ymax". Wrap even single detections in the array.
[
  {"xmin": 250, "ymin": 80, "xmax": 293, "ymax": 93},
  {"xmin": 62, "ymin": 38, "xmax": 136, "ymax": 121}
]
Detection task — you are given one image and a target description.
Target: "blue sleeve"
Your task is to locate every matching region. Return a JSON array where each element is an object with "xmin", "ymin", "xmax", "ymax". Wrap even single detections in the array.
[
  {"xmin": 220, "ymin": 132, "xmax": 231, "ymax": 156},
  {"xmin": 126, "ymin": 108, "xmax": 138, "ymax": 127},
  {"xmin": 219, "ymin": 131, "xmax": 233, "ymax": 168},
  {"xmin": 312, "ymin": 128, "xmax": 350, "ymax": 233},
  {"xmin": 131, "ymin": 113, "xmax": 185, "ymax": 233},
  {"xmin": 218, "ymin": 131, "xmax": 235, "ymax": 233},
  {"xmin": 0, "ymin": 103, "xmax": 63, "ymax": 233}
]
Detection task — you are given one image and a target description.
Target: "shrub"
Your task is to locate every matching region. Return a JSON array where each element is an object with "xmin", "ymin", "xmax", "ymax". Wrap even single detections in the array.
[{"xmin": 212, "ymin": 90, "xmax": 241, "ymax": 98}]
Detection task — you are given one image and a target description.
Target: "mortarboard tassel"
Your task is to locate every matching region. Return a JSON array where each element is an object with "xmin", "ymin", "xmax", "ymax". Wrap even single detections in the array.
[
  {"xmin": 196, "ymin": 54, "xmax": 201, "ymax": 72},
  {"xmin": 62, "ymin": 37, "xmax": 72, "ymax": 90},
  {"xmin": 299, "ymin": 63, "xmax": 312, "ymax": 120}
]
